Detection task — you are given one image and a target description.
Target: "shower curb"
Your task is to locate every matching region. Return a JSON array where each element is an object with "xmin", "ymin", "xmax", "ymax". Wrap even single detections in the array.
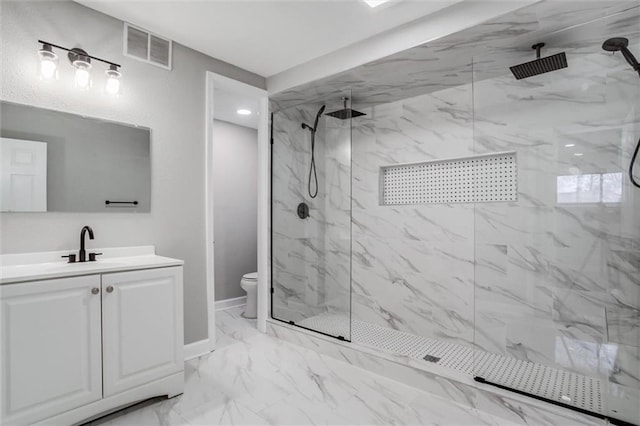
[{"xmin": 266, "ymin": 318, "xmax": 607, "ymax": 426}]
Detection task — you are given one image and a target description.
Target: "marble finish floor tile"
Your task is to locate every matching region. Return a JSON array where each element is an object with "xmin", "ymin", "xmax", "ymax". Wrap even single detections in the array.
[{"xmin": 85, "ymin": 306, "xmax": 525, "ymax": 426}]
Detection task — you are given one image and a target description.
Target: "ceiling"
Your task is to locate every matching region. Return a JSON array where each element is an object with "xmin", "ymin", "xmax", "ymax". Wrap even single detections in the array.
[
  {"xmin": 214, "ymin": 88, "xmax": 260, "ymax": 129},
  {"xmin": 75, "ymin": 0, "xmax": 462, "ymax": 77}
]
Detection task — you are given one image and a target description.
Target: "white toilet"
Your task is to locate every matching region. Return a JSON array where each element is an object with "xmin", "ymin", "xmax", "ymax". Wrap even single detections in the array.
[{"xmin": 240, "ymin": 272, "xmax": 258, "ymax": 319}]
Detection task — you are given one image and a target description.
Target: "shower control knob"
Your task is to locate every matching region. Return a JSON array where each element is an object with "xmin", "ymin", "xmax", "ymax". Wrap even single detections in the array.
[{"xmin": 297, "ymin": 202, "xmax": 310, "ymax": 219}]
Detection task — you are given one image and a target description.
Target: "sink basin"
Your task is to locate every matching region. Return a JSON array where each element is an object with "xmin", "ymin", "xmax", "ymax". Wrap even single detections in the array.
[{"xmin": 0, "ymin": 246, "xmax": 183, "ymax": 285}]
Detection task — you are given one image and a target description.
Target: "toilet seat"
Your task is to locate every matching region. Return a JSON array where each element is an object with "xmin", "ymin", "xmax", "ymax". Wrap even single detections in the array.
[{"xmin": 242, "ymin": 272, "xmax": 258, "ymax": 281}]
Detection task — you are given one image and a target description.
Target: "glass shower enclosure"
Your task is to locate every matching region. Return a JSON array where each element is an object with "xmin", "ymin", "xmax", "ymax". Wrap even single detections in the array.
[
  {"xmin": 271, "ymin": 94, "xmax": 353, "ymax": 340},
  {"xmin": 269, "ymin": 5, "xmax": 639, "ymax": 425},
  {"xmin": 472, "ymin": 18, "xmax": 640, "ymax": 424}
]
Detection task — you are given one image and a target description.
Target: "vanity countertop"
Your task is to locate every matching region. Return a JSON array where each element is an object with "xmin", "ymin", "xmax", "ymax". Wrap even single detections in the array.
[{"xmin": 0, "ymin": 246, "xmax": 183, "ymax": 285}]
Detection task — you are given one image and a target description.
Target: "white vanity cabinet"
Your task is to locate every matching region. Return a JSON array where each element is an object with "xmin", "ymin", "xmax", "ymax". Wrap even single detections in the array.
[
  {"xmin": 0, "ymin": 250, "xmax": 184, "ymax": 426},
  {"xmin": 102, "ymin": 267, "xmax": 183, "ymax": 397},
  {"xmin": 0, "ymin": 275, "xmax": 103, "ymax": 425}
]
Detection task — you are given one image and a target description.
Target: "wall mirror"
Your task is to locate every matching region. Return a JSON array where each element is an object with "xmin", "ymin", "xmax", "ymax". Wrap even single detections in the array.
[{"xmin": 0, "ymin": 101, "xmax": 151, "ymax": 213}]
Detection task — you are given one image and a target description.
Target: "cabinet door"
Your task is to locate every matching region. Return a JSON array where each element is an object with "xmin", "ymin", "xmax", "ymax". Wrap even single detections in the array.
[
  {"xmin": 0, "ymin": 276, "xmax": 102, "ymax": 425},
  {"xmin": 102, "ymin": 267, "xmax": 183, "ymax": 397}
]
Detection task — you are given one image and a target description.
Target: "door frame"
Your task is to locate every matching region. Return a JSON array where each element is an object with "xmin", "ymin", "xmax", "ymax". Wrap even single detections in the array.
[{"xmin": 205, "ymin": 72, "xmax": 269, "ymax": 352}]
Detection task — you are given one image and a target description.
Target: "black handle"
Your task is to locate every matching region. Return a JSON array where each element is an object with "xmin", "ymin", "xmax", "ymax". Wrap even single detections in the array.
[
  {"xmin": 89, "ymin": 252, "xmax": 103, "ymax": 262},
  {"xmin": 297, "ymin": 203, "xmax": 310, "ymax": 219},
  {"xmin": 61, "ymin": 254, "xmax": 77, "ymax": 263},
  {"xmin": 105, "ymin": 200, "xmax": 138, "ymax": 206}
]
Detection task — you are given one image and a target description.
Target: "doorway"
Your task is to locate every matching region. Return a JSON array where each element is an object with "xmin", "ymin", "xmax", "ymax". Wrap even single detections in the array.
[{"xmin": 205, "ymin": 72, "xmax": 269, "ymax": 352}]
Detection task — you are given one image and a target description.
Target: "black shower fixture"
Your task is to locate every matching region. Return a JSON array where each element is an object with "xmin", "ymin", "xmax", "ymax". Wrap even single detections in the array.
[
  {"xmin": 602, "ymin": 37, "xmax": 640, "ymax": 77},
  {"xmin": 509, "ymin": 43, "xmax": 568, "ymax": 80},
  {"xmin": 325, "ymin": 97, "xmax": 366, "ymax": 119},
  {"xmin": 602, "ymin": 37, "xmax": 640, "ymax": 189},
  {"xmin": 301, "ymin": 105, "xmax": 325, "ymax": 198}
]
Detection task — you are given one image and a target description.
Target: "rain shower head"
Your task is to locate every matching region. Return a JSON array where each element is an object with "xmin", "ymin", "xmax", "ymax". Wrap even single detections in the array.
[
  {"xmin": 325, "ymin": 97, "xmax": 366, "ymax": 120},
  {"xmin": 325, "ymin": 109, "xmax": 366, "ymax": 119},
  {"xmin": 509, "ymin": 43, "xmax": 568, "ymax": 80}
]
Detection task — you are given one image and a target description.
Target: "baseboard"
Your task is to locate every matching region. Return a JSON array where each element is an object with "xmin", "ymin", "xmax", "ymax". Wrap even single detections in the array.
[
  {"xmin": 215, "ymin": 295, "xmax": 247, "ymax": 311},
  {"xmin": 183, "ymin": 339, "xmax": 211, "ymax": 361}
]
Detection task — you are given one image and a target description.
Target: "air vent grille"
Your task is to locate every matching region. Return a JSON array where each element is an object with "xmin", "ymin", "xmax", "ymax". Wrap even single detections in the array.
[{"xmin": 124, "ymin": 23, "xmax": 172, "ymax": 70}]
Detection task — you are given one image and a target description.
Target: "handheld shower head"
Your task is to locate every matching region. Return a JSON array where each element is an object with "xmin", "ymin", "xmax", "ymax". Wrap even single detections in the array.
[
  {"xmin": 300, "ymin": 104, "xmax": 326, "ymax": 199},
  {"xmin": 602, "ymin": 37, "xmax": 640, "ymax": 75},
  {"xmin": 313, "ymin": 105, "xmax": 326, "ymax": 130},
  {"xmin": 603, "ymin": 37, "xmax": 640, "ymax": 189},
  {"xmin": 602, "ymin": 37, "xmax": 629, "ymax": 51},
  {"xmin": 301, "ymin": 105, "xmax": 326, "ymax": 133}
]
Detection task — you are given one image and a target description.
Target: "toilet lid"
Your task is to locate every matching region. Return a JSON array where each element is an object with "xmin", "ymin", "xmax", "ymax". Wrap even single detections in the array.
[{"xmin": 242, "ymin": 272, "xmax": 258, "ymax": 281}]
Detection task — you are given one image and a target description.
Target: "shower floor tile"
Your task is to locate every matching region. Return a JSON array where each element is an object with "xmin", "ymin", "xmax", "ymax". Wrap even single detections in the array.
[
  {"xmin": 298, "ymin": 312, "xmax": 607, "ymax": 418},
  {"xmin": 84, "ymin": 306, "xmax": 521, "ymax": 426}
]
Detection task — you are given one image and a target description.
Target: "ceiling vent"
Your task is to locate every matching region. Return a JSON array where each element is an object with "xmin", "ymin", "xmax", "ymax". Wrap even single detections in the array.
[{"xmin": 123, "ymin": 23, "xmax": 172, "ymax": 70}]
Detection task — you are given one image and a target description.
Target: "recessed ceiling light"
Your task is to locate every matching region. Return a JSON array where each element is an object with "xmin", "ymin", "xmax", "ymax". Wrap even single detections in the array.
[
  {"xmin": 363, "ymin": 0, "xmax": 392, "ymax": 7},
  {"xmin": 574, "ymin": 153, "xmax": 583, "ymax": 156},
  {"xmin": 237, "ymin": 109, "xmax": 251, "ymax": 115},
  {"xmin": 564, "ymin": 144, "xmax": 575, "ymax": 147}
]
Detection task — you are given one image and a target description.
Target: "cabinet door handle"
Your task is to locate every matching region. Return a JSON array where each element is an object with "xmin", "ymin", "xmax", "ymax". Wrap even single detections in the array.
[
  {"xmin": 106, "ymin": 285, "xmax": 114, "ymax": 293},
  {"xmin": 91, "ymin": 287, "xmax": 100, "ymax": 295}
]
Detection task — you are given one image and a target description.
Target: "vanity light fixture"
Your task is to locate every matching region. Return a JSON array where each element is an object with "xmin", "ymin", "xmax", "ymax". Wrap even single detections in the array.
[
  {"xmin": 237, "ymin": 109, "xmax": 252, "ymax": 115},
  {"xmin": 38, "ymin": 43, "xmax": 59, "ymax": 80},
  {"xmin": 105, "ymin": 64, "xmax": 122, "ymax": 95},
  {"xmin": 37, "ymin": 40, "xmax": 122, "ymax": 95},
  {"xmin": 70, "ymin": 49, "xmax": 92, "ymax": 90}
]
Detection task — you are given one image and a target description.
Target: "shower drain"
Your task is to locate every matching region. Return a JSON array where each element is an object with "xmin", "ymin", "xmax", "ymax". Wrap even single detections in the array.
[
  {"xmin": 296, "ymin": 313, "xmax": 604, "ymax": 415},
  {"xmin": 423, "ymin": 354, "xmax": 441, "ymax": 363}
]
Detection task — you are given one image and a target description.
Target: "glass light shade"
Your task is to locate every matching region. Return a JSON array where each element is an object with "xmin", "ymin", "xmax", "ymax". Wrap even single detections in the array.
[
  {"xmin": 104, "ymin": 66, "xmax": 121, "ymax": 95},
  {"xmin": 73, "ymin": 59, "xmax": 92, "ymax": 89},
  {"xmin": 38, "ymin": 47, "xmax": 58, "ymax": 80}
]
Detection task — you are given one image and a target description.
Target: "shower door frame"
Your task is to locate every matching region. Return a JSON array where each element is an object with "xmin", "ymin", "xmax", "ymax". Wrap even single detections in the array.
[{"xmin": 269, "ymin": 101, "xmax": 354, "ymax": 343}]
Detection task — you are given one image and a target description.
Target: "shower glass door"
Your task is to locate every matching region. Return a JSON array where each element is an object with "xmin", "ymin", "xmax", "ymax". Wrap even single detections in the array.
[
  {"xmin": 472, "ymin": 13, "xmax": 640, "ymax": 425},
  {"xmin": 271, "ymin": 94, "xmax": 353, "ymax": 341}
]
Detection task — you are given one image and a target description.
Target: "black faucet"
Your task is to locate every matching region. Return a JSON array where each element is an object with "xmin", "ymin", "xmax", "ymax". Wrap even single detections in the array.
[
  {"xmin": 61, "ymin": 225, "xmax": 102, "ymax": 263},
  {"xmin": 79, "ymin": 225, "xmax": 94, "ymax": 262}
]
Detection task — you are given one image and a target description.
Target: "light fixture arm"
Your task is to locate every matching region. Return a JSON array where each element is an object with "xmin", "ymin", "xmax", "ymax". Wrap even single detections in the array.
[{"xmin": 38, "ymin": 40, "xmax": 121, "ymax": 68}]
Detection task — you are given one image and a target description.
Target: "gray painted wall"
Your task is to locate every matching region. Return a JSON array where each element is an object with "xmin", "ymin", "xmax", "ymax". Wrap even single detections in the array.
[
  {"xmin": 0, "ymin": 0, "xmax": 266, "ymax": 344},
  {"xmin": 213, "ymin": 120, "xmax": 257, "ymax": 301}
]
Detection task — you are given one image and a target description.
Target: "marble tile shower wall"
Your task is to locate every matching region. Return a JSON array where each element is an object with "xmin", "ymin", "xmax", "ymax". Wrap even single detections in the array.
[
  {"xmin": 272, "ymin": 102, "xmax": 351, "ymax": 323},
  {"xmin": 472, "ymin": 51, "xmax": 640, "ymax": 389},
  {"xmin": 351, "ymin": 82, "xmax": 476, "ymax": 346},
  {"xmin": 350, "ymin": 49, "xmax": 639, "ymax": 390},
  {"xmin": 272, "ymin": 39, "xmax": 638, "ymax": 405}
]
